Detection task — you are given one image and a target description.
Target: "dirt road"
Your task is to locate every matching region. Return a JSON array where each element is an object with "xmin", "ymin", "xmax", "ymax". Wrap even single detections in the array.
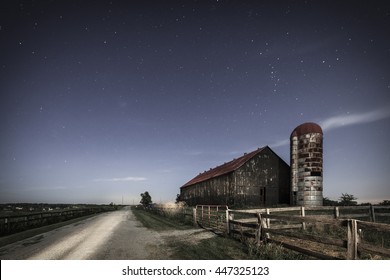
[{"xmin": 0, "ymin": 206, "xmax": 169, "ymax": 260}]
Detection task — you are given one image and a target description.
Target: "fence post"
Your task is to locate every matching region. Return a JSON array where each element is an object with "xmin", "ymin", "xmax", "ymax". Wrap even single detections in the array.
[
  {"xmin": 370, "ymin": 205, "xmax": 376, "ymax": 222},
  {"xmin": 347, "ymin": 219, "xmax": 358, "ymax": 260},
  {"xmin": 225, "ymin": 207, "xmax": 230, "ymax": 235},
  {"xmin": 216, "ymin": 206, "xmax": 219, "ymax": 230},
  {"xmin": 193, "ymin": 207, "xmax": 197, "ymax": 226},
  {"xmin": 201, "ymin": 205, "xmax": 204, "ymax": 224},
  {"xmin": 260, "ymin": 215, "xmax": 270, "ymax": 240},
  {"xmin": 208, "ymin": 206, "xmax": 211, "ymax": 227},
  {"xmin": 266, "ymin": 208, "xmax": 270, "ymax": 228},
  {"xmin": 256, "ymin": 212, "xmax": 262, "ymax": 243},
  {"xmin": 226, "ymin": 209, "xmax": 232, "ymax": 235},
  {"xmin": 300, "ymin": 206, "xmax": 306, "ymax": 230},
  {"xmin": 334, "ymin": 206, "xmax": 339, "ymax": 218}
]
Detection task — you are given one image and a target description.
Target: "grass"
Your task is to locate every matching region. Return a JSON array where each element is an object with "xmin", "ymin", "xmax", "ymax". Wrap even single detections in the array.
[
  {"xmin": 132, "ymin": 207, "xmax": 251, "ymax": 259},
  {"xmin": 166, "ymin": 234, "xmax": 251, "ymax": 260},
  {"xmin": 172, "ymin": 232, "xmax": 308, "ymax": 260},
  {"xmin": 132, "ymin": 207, "xmax": 194, "ymax": 231},
  {"xmin": 245, "ymin": 239, "xmax": 308, "ymax": 260},
  {"xmin": 132, "ymin": 207, "xmax": 305, "ymax": 260}
]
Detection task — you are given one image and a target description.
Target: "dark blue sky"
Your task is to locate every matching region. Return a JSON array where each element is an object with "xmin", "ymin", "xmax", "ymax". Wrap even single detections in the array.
[{"xmin": 1, "ymin": 0, "xmax": 389, "ymax": 204}]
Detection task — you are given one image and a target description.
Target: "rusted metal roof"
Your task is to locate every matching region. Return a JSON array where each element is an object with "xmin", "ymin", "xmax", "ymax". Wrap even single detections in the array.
[
  {"xmin": 181, "ymin": 146, "xmax": 267, "ymax": 189},
  {"xmin": 290, "ymin": 122, "xmax": 323, "ymax": 138}
]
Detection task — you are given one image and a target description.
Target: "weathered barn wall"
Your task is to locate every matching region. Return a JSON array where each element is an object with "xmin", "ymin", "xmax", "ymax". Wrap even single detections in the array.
[
  {"xmin": 232, "ymin": 147, "xmax": 290, "ymax": 206},
  {"xmin": 180, "ymin": 173, "xmax": 234, "ymax": 205},
  {"xmin": 180, "ymin": 146, "xmax": 290, "ymax": 207}
]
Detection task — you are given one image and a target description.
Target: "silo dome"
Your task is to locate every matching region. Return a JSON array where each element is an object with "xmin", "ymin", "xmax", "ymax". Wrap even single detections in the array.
[
  {"xmin": 290, "ymin": 122, "xmax": 323, "ymax": 138},
  {"xmin": 290, "ymin": 122, "xmax": 323, "ymax": 206}
]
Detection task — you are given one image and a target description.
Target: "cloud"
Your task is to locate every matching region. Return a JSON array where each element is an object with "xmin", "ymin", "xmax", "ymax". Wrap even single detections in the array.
[
  {"xmin": 269, "ymin": 139, "xmax": 290, "ymax": 148},
  {"xmin": 158, "ymin": 169, "xmax": 173, "ymax": 173},
  {"xmin": 93, "ymin": 177, "xmax": 147, "ymax": 182},
  {"xmin": 26, "ymin": 186, "xmax": 68, "ymax": 191},
  {"xmin": 268, "ymin": 107, "xmax": 390, "ymax": 148},
  {"xmin": 320, "ymin": 107, "xmax": 390, "ymax": 132},
  {"xmin": 183, "ymin": 150, "xmax": 204, "ymax": 156}
]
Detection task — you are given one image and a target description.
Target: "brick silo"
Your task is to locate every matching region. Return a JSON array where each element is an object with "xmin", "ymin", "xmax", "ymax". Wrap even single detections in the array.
[{"xmin": 290, "ymin": 122, "xmax": 323, "ymax": 206}]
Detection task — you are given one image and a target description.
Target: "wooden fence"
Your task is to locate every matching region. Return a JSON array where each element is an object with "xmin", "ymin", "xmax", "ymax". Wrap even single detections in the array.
[
  {"xmin": 0, "ymin": 206, "xmax": 116, "ymax": 235},
  {"xmin": 194, "ymin": 205, "xmax": 228, "ymax": 233},
  {"xmin": 226, "ymin": 205, "xmax": 390, "ymax": 260},
  {"xmin": 192, "ymin": 204, "xmax": 390, "ymax": 259}
]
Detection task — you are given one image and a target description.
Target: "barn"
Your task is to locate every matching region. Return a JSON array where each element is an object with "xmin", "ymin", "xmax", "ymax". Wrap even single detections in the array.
[{"xmin": 180, "ymin": 146, "xmax": 290, "ymax": 207}]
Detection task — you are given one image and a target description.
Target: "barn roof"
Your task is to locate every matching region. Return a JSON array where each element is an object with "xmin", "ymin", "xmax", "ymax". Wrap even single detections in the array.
[{"xmin": 181, "ymin": 146, "xmax": 268, "ymax": 189}]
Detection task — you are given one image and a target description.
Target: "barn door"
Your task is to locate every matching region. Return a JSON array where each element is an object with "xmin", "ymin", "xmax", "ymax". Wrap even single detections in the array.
[{"xmin": 259, "ymin": 187, "xmax": 266, "ymax": 205}]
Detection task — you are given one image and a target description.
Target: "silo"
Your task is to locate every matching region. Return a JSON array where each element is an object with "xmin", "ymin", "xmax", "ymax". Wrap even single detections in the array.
[{"xmin": 290, "ymin": 122, "xmax": 323, "ymax": 206}]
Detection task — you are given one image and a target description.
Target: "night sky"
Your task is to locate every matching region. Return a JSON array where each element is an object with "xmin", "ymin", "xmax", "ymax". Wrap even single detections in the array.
[{"xmin": 1, "ymin": 1, "xmax": 389, "ymax": 205}]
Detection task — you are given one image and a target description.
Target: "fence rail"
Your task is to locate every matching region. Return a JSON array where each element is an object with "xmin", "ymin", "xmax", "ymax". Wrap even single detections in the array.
[
  {"xmin": 193, "ymin": 204, "xmax": 390, "ymax": 260},
  {"xmin": 194, "ymin": 205, "xmax": 228, "ymax": 233}
]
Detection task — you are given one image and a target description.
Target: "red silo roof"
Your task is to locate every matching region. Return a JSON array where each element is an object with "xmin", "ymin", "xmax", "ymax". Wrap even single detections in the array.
[{"xmin": 290, "ymin": 122, "xmax": 323, "ymax": 138}]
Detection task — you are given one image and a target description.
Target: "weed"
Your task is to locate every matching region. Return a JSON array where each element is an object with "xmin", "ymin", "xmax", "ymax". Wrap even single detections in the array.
[
  {"xmin": 132, "ymin": 207, "xmax": 193, "ymax": 231},
  {"xmin": 242, "ymin": 237, "xmax": 308, "ymax": 260},
  {"xmin": 167, "ymin": 235, "xmax": 250, "ymax": 260}
]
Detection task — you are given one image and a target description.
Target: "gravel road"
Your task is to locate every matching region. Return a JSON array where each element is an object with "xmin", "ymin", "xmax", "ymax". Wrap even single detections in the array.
[{"xmin": 0, "ymin": 206, "xmax": 166, "ymax": 260}]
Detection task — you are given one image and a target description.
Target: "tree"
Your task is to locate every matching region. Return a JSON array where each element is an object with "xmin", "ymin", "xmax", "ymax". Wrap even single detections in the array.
[
  {"xmin": 140, "ymin": 191, "xmax": 152, "ymax": 207},
  {"xmin": 379, "ymin": 200, "xmax": 390, "ymax": 206},
  {"xmin": 175, "ymin": 193, "xmax": 181, "ymax": 203},
  {"xmin": 339, "ymin": 193, "xmax": 358, "ymax": 206},
  {"xmin": 323, "ymin": 197, "xmax": 339, "ymax": 206}
]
